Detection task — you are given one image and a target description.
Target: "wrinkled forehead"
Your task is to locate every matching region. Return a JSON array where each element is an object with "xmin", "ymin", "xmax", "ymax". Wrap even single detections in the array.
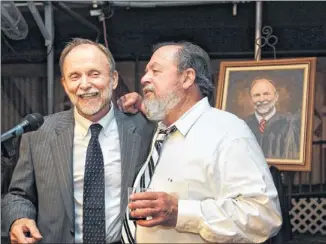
[{"xmin": 64, "ymin": 44, "xmax": 110, "ymax": 67}]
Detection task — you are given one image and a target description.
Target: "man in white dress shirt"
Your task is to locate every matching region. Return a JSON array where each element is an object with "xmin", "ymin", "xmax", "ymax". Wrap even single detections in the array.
[{"xmin": 118, "ymin": 41, "xmax": 282, "ymax": 243}]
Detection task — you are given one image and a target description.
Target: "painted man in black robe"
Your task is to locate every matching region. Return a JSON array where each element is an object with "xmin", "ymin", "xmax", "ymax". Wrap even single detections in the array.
[{"xmin": 245, "ymin": 78, "xmax": 300, "ymax": 159}]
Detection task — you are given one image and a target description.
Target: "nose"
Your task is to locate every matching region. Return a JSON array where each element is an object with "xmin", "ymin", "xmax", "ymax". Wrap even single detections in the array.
[
  {"xmin": 140, "ymin": 72, "xmax": 151, "ymax": 86},
  {"xmin": 79, "ymin": 75, "xmax": 91, "ymax": 89},
  {"xmin": 261, "ymin": 94, "xmax": 271, "ymax": 102}
]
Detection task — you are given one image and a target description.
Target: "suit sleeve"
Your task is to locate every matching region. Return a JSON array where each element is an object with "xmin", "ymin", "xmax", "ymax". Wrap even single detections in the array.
[{"xmin": 1, "ymin": 133, "xmax": 37, "ymax": 232}]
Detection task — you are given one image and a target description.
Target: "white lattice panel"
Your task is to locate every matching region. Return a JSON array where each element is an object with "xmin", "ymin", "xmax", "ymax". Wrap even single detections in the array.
[{"xmin": 290, "ymin": 197, "xmax": 326, "ymax": 234}]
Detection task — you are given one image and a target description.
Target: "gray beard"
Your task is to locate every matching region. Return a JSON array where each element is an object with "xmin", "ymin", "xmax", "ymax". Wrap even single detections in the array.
[
  {"xmin": 68, "ymin": 84, "xmax": 112, "ymax": 116},
  {"xmin": 254, "ymin": 99, "xmax": 277, "ymax": 116},
  {"xmin": 143, "ymin": 92, "xmax": 180, "ymax": 121}
]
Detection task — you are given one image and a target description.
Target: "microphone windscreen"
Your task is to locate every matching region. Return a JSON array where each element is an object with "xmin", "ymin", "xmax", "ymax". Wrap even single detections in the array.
[{"xmin": 24, "ymin": 113, "xmax": 44, "ymax": 132}]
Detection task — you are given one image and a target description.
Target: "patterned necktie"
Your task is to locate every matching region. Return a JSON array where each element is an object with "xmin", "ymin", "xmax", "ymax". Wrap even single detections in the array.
[
  {"xmin": 122, "ymin": 125, "xmax": 177, "ymax": 244},
  {"xmin": 259, "ymin": 119, "xmax": 266, "ymax": 134},
  {"xmin": 83, "ymin": 124, "xmax": 106, "ymax": 244}
]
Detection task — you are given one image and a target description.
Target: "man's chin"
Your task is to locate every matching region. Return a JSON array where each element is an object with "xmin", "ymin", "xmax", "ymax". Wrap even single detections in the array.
[
  {"xmin": 144, "ymin": 108, "xmax": 165, "ymax": 121},
  {"xmin": 146, "ymin": 114, "xmax": 165, "ymax": 121},
  {"xmin": 256, "ymin": 108, "xmax": 273, "ymax": 116},
  {"xmin": 76, "ymin": 106, "xmax": 101, "ymax": 116}
]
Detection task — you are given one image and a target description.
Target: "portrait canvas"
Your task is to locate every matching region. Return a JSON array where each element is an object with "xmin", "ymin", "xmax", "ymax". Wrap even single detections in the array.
[{"xmin": 216, "ymin": 58, "xmax": 316, "ymax": 171}]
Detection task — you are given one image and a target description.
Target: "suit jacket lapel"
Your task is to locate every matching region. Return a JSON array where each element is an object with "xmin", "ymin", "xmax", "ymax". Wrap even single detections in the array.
[
  {"xmin": 114, "ymin": 108, "xmax": 142, "ymax": 215},
  {"xmin": 50, "ymin": 109, "xmax": 74, "ymax": 226},
  {"xmin": 49, "ymin": 107, "xmax": 143, "ymax": 226}
]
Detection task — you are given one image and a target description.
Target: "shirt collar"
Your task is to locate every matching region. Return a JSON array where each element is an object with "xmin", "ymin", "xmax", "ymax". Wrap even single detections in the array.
[
  {"xmin": 255, "ymin": 106, "xmax": 276, "ymax": 122},
  {"xmin": 74, "ymin": 102, "xmax": 115, "ymax": 138},
  {"xmin": 160, "ymin": 97, "xmax": 210, "ymax": 136}
]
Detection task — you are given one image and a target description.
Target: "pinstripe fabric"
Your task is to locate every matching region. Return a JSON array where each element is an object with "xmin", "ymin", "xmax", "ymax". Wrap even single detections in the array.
[{"xmin": 2, "ymin": 108, "xmax": 156, "ymax": 243}]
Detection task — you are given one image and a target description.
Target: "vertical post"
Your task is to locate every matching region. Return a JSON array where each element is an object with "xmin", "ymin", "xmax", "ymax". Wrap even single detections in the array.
[
  {"xmin": 45, "ymin": 1, "xmax": 54, "ymax": 114},
  {"xmin": 254, "ymin": 1, "xmax": 263, "ymax": 61}
]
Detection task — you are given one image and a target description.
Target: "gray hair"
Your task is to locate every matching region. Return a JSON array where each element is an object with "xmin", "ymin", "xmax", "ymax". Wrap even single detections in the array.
[
  {"xmin": 59, "ymin": 38, "xmax": 116, "ymax": 76},
  {"xmin": 153, "ymin": 41, "xmax": 215, "ymax": 99}
]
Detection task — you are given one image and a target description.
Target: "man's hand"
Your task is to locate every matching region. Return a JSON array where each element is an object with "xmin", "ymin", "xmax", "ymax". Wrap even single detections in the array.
[
  {"xmin": 117, "ymin": 92, "xmax": 146, "ymax": 114},
  {"xmin": 10, "ymin": 218, "xmax": 43, "ymax": 243},
  {"xmin": 129, "ymin": 191, "xmax": 178, "ymax": 227}
]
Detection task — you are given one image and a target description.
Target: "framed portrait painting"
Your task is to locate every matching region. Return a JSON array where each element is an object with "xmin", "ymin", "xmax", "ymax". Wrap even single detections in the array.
[{"xmin": 216, "ymin": 58, "xmax": 316, "ymax": 171}]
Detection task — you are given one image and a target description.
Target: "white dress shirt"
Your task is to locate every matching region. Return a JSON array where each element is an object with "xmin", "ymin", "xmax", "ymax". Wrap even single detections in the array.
[
  {"xmin": 73, "ymin": 105, "xmax": 121, "ymax": 243},
  {"xmin": 136, "ymin": 97, "xmax": 282, "ymax": 243}
]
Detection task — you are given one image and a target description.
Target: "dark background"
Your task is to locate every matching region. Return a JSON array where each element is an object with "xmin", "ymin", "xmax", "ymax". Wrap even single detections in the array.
[{"xmin": 2, "ymin": 1, "xmax": 326, "ymax": 64}]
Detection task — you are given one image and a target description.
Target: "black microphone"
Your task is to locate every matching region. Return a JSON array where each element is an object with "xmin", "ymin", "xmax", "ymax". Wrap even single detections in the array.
[{"xmin": 1, "ymin": 113, "xmax": 44, "ymax": 143}]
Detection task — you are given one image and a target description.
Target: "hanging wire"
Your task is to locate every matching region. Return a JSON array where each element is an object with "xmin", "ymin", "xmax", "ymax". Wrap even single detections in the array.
[
  {"xmin": 95, "ymin": 2, "xmax": 138, "ymax": 59},
  {"xmin": 102, "ymin": 16, "xmax": 108, "ymax": 48},
  {"xmin": 99, "ymin": 2, "xmax": 114, "ymax": 48}
]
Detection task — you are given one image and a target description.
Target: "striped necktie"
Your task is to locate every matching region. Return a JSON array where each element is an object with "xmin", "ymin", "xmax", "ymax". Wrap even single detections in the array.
[
  {"xmin": 259, "ymin": 119, "xmax": 266, "ymax": 134},
  {"xmin": 122, "ymin": 125, "xmax": 177, "ymax": 244}
]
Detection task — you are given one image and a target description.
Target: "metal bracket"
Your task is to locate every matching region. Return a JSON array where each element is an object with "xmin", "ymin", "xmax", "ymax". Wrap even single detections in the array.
[
  {"xmin": 255, "ymin": 25, "xmax": 278, "ymax": 60},
  {"xmin": 27, "ymin": 1, "xmax": 52, "ymax": 45}
]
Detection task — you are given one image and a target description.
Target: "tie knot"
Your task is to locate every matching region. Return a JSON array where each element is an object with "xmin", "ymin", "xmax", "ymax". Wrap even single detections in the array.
[
  {"xmin": 159, "ymin": 125, "xmax": 177, "ymax": 135},
  {"xmin": 157, "ymin": 125, "xmax": 177, "ymax": 142},
  {"xmin": 260, "ymin": 119, "xmax": 266, "ymax": 125},
  {"xmin": 89, "ymin": 123, "xmax": 102, "ymax": 138}
]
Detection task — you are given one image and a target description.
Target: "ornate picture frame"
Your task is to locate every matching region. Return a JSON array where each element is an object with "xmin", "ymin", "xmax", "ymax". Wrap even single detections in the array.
[{"xmin": 216, "ymin": 58, "xmax": 316, "ymax": 171}]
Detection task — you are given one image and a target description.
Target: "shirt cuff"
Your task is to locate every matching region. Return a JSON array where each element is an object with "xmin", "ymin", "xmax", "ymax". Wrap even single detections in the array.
[{"xmin": 175, "ymin": 200, "xmax": 202, "ymax": 233}]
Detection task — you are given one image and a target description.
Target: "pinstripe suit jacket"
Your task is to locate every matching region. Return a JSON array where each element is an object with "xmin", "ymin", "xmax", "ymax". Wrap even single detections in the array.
[{"xmin": 2, "ymin": 108, "xmax": 155, "ymax": 243}]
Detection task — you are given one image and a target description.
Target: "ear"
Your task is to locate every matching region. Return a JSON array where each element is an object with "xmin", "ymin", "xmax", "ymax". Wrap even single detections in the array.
[
  {"xmin": 112, "ymin": 70, "xmax": 119, "ymax": 90},
  {"xmin": 61, "ymin": 77, "xmax": 68, "ymax": 91},
  {"xmin": 182, "ymin": 68, "xmax": 196, "ymax": 90}
]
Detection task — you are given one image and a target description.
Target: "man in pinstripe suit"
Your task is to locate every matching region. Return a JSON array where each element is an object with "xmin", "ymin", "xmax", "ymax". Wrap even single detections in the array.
[{"xmin": 2, "ymin": 38, "xmax": 155, "ymax": 243}]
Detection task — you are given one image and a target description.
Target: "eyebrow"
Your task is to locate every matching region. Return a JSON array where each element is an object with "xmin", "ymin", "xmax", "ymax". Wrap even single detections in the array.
[
  {"xmin": 68, "ymin": 72, "xmax": 79, "ymax": 77},
  {"xmin": 145, "ymin": 62, "xmax": 162, "ymax": 72}
]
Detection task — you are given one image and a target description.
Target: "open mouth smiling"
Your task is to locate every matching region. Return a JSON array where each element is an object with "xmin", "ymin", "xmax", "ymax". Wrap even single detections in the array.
[{"xmin": 79, "ymin": 92, "xmax": 99, "ymax": 98}]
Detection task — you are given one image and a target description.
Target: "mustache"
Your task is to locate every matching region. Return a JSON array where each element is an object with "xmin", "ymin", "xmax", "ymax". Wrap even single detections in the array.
[
  {"xmin": 143, "ymin": 85, "xmax": 155, "ymax": 93},
  {"xmin": 255, "ymin": 101, "xmax": 271, "ymax": 106}
]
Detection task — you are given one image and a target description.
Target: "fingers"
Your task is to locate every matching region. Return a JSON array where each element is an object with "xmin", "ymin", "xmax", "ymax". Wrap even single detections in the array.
[
  {"xmin": 10, "ymin": 229, "xmax": 29, "ymax": 244},
  {"xmin": 137, "ymin": 216, "xmax": 166, "ymax": 227},
  {"xmin": 117, "ymin": 92, "xmax": 143, "ymax": 114},
  {"xmin": 128, "ymin": 192, "xmax": 179, "ymax": 227},
  {"xmin": 140, "ymin": 103, "xmax": 148, "ymax": 115},
  {"xmin": 10, "ymin": 219, "xmax": 42, "ymax": 244},
  {"xmin": 130, "ymin": 192, "xmax": 161, "ymax": 201},
  {"xmin": 130, "ymin": 207, "xmax": 158, "ymax": 218},
  {"xmin": 129, "ymin": 199, "xmax": 156, "ymax": 209},
  {"xmin": 29, "ymin": 223, "xmax": 43, "ymax": 240}
]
